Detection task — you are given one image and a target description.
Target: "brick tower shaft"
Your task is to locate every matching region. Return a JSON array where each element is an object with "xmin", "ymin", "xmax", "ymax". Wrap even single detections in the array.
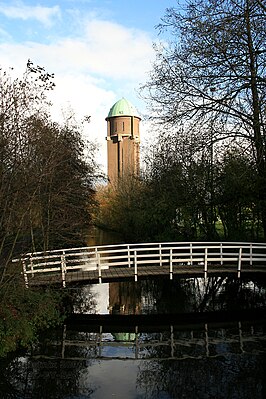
[{"xmin": 106, "ymin": 98, "xmax": 141, "ymax": 184}]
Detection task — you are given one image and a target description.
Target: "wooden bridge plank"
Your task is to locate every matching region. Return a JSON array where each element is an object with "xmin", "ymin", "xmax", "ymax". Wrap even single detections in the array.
[{"xmin": 25, "ymin": 263, "xmax": 266, "ymax": 287}]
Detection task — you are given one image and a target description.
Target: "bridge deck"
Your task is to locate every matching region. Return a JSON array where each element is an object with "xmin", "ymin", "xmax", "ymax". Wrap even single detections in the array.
[
  {"xmin": 14, "ymin": 241, "xmax": 266, "ymax": 288},
  {"xmin": 26, "ymin": 263, "xmax": 266, "ymax": 287}
]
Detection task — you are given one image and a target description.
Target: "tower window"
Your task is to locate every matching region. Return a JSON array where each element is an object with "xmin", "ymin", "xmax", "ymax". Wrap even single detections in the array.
[{"xmin": 122, "ymin": 122, "xmax": 125, "ymax": 131}]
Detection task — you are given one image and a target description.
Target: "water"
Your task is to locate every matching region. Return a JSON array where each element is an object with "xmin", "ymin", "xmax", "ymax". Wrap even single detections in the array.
[{"xmin": 1, "ymin": 276, "xmax": 266, "ymax": 398}]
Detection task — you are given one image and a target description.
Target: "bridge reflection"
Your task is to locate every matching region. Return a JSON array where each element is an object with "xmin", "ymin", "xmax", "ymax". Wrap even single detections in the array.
[
  {"xmin": 4, "ymin": 274, "xmax": 265, "ymax": 399},
  {"xmin": 33, "ymin": 316, "xmax": 266, "ymax": 361},
  {"xmin": 38, "ymin": 276, "xmax": 264, "ymax": 362}
]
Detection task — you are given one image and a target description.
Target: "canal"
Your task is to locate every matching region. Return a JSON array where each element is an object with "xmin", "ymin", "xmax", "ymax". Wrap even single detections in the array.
[{"xmin": 0, "ymin": 276, "xmax": 265, "ymax": 398}]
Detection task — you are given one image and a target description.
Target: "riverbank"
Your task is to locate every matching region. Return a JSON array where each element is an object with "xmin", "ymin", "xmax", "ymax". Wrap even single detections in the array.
[{"xmin": 0, "ymin": 275, "xmax": 70, "ymax": 357}]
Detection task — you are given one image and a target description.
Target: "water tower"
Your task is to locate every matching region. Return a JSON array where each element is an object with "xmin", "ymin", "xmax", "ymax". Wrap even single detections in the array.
[{"xmin": 106, "ymin": 98, "xmax": 141, "ymax": 183}]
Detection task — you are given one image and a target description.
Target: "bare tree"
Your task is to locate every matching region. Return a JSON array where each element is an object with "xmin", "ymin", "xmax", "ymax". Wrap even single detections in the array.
[
  {"xmin": 0, "ymin": 63, "xmax": 98, "ymax": 280},
  {"xmin": 142, "ymin": 0, "xmax": 266, "ymax": 236},
  {"xmin": 0, "ymin": 62, "xmax": 54, "ymax": 267}
]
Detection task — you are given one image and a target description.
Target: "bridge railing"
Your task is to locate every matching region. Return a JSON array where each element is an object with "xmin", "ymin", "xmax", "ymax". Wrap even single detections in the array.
[{"xmin": 13, "ymin": 241, "xmax": 266, "ymax": 287}]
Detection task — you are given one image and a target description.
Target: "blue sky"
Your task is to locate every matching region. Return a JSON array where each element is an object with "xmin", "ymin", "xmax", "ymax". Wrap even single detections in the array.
[
  {"xmin": 0, "ymin": 1, "xmax": 180, "ymax": 41},
  {"xmin": 0, "ymin": 0, "xmax": 182, "ymax": 171}
]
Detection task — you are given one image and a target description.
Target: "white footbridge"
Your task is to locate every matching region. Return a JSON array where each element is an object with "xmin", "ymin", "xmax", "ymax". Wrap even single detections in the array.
[{"xmin": 13, "ymin": 241, "xmax": 266, "ymax": 288}]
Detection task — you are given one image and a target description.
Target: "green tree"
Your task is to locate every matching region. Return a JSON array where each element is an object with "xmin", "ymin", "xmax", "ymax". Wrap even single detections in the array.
[
  {"xmin": 0, "ymin": 63, "xmax": 98, "ymax": 279},
  {"xmin": 95, "ymin": 176, "xmax": 154, "ymax": 242},
  {"xmin": 27, "ymin": 117, "xmax": 98, "ymax": 251},
  {"xmin": 216, "ymin": 149, "xmax": 261, "ymax": 239},
  {"xmin": 0, "ymin": 62, "xmax": 54, "ymax": 267},
  {"xmin": 142, "ymin": 0, "xmax": 266, "ymax": 236},
  {"xmin": 143, "ymin": 126, "xmax": 221, "ymax": 240},
  {"xmin": 139, "ymin": 125, "xmax": 263, "ymax": 241}
]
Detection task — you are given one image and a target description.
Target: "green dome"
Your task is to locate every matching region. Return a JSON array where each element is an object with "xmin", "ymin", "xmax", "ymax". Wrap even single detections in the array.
[
  {"xmin": 107, "ymin": 97, "xmax": 140, "ymax": 118},
  {"xmin": 113, "ymin": 332, "xmax": 136, "ymax": 342}
]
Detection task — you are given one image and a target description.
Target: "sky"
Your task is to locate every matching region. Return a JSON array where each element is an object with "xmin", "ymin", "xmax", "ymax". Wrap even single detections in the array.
[{"xmin": 0, "ymin": 0, "xmax": 182, "ymax": 173}]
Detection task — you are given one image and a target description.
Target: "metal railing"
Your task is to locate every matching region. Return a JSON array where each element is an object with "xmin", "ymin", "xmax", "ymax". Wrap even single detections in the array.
[{"xmin": 13, "ymin": 241, "xmax": 266, "ymax": 288}]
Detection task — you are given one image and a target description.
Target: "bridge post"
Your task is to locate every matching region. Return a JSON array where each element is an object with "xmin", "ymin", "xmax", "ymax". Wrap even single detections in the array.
[
  {"xmin": 30, "ymin": 255, "xmax": 34, "ymax": 277},
  {"xmin": 134, "ymin": 250, "xmax": 138, "ymax": 282},
  {"xmin": 96, "ymin": 248, "xmax": 101, "ymax": 284},
  {"xmin": 190, "ymin": 243, "xmax": 193, "ymax": 265},
  {"xmin": 135, "ymin": 326, "xmax": 139, "ymax": 359},
  {"xmin": 204, "ymin": 248, "xmax": 208, "ymax": 278},
  {"xmin": 220, "ymin": 243, "xmax": 223, "ymax": 265},
  {"xmin": 250, "ymin": 244, "xmax": 253, "ymax": 266},
  {"xmin": 127, "ymin": 245, "xmax": 131, "ymax": 268},
  {"xmin": 159, "ymin": 244, "xmax": 162, "ymax": 266},
  {"xmin": 170, "ymin": 249, "xmax": 173, "ymax": 280},
  {"xmin": 61, "ymin": 251, "xmax": 66, "ymax": 288},
  {"xmin": 22, "ymin": 260, "xmax": 29, "ymax": 288},
  {"xmin": 238, "ymin": 247, "xmax": 242, "ymax": 278}
]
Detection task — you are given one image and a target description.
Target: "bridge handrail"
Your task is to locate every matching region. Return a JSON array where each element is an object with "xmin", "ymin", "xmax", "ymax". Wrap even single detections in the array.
[
  {"xmin": 12, "ymin": 241, "xmax": 266, "ymax": 287},
  {"xmin": 14, "ymin": 241, "xmax": 266, "ymax": 258}
]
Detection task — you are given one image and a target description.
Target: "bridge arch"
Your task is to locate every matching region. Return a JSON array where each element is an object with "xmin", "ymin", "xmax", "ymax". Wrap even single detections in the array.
[{"xmin": 13, "ymin": 241, "xmax": 266, "ymax": 288}]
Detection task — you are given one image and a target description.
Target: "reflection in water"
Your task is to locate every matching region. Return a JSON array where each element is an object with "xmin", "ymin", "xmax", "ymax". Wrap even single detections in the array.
[
  {"xmin": 74, "ymin": 276, "xmax": 266, "ymax": 315},
  {"xmin": 38, "ymin": 320, "xmax": 266, "ymax": 362},
  {"xmin": 0, "ymin": 276, "xmax": 265, "ymax": 399},
  {"xmin": 1, "ymin": 320, "xmax": 265, "ymax": 399}
]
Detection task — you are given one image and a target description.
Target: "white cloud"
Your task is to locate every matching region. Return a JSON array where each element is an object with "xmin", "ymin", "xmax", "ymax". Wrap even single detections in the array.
[
  {"xmin": 83, "ymin": 19, "xmax": 155, "ymax": 80},
  {"xmin": 0, "ymin": 26, "xmax": 12, "ymax": 41},
  {"xmin": 0, "ymin": 2, "xmax": 61, "ymax": 27},
  {"xmin": 0, "ymin": 18, "xmax": 154, "ymax": 80},
  {"xmin": 0, "ymin": 15, "xmax": 155, "ymax": 173}
]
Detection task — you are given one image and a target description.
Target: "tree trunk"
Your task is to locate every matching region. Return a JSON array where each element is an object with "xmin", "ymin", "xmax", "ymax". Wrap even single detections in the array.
[{"xmin": 245, "ymin": 0, "xmax": 266, "ymax": 238}]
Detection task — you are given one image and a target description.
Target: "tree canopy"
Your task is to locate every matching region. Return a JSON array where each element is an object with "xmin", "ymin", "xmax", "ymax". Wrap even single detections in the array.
[
  {"xmin": 96, "ymin": 0, "xmax": 266, "ymax": 242},
  {"xmin": 0, "ymin": 62, "xmax": 99, "ymax": 276},
  {"xmin": 141, "ymin": 0, "xmax": 266, "ymax": 237}
]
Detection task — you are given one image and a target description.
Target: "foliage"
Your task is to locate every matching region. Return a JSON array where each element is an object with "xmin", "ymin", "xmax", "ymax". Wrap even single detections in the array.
[
  {"xmin": 0, "ymin": 62, "xmax": 99, "ymax": 279},
  {"xmin": 141, "ymin": 0, "xmax": 266, "ymax": 237},
  {"xmin": 95, "ymin": 177, "xmax": 157, "ymax": 242},
  {"xmin": 0, "ymin": 61, "xmax": 99, "ymax": 356},
  {"xmin": 96, "ymin": 144, "xmax": 263, "ymax": 242},
  {"xmin": 0, "ymin": 278, "xmax": 67, "ymax": 357},
  {"xmin": 216, "ymin": 149, "xmax": 261, "ymax": 239}
]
